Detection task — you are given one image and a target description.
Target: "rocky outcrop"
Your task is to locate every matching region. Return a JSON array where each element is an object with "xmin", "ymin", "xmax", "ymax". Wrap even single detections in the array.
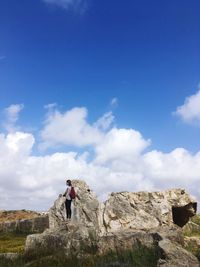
[
  {"xmin": 0, "ymin": 215, "xmax": 49, "ymax": 234},
  {"xmin": 158, "ymin": 237, "xmax": 199, "ymax": 267},
  {"xmin": 102, "ymin": 189, "xmax": 197, "ymax": 233},
  {"xmin": 25, "ymin": 180, "xmax": 199, "ymax": 266},
  {"xmin": 49, "ymin": 180, "xmax": 197, "ymax": 234},
  {"xmin": 49, "ymin": 180, "xmax": 101, "ymax": 231}
]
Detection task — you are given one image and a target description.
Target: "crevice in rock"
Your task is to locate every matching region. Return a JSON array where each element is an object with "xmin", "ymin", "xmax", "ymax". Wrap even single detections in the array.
[
  {"xmin": 172, "ymin": 202, "xmax": 197, "ymax": 227},
  {"xmin": 82, "ymin": 208, "xmax": 93, "ymax": 222}
]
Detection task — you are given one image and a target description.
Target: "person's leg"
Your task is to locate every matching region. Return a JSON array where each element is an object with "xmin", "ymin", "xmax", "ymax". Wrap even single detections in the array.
[
  {"xmin": 68, "ymin": 200, "xmax": 72, "ymax": 219},
  {"xmin": 65, "ymin": 200, "xmax": 72, "ymax": 219},
  {"xmin": 65, "ymin": 200, "xmax": 68, "ymax": 219}
]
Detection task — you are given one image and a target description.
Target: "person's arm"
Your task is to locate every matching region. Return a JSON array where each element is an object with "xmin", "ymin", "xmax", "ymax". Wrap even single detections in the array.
[
  {"xmin": 63, "ymin": 187, "xmax": 69, "ymax": 197},
  {"xmin": 63, "ymin": 188, "xmax": 67, "ymax": 197}
]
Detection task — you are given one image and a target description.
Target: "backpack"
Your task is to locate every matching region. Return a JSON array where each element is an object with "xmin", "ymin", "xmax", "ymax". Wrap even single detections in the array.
[{"xmin": 69, "ymin": 186, "xmax": 76, "ymax": 199}]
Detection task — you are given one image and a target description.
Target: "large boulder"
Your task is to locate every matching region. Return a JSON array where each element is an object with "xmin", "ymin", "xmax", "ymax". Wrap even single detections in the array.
[
  {"xmin": 25, "ymin": 225, "xmax": 199, "ymax": 266},
  {"xmin": 103, "ymin": 189, "xmax": 197, "ymax": 233},
  {"xmin": 49, "ymin": 180, "xmax": 101, "ymax": 231}
]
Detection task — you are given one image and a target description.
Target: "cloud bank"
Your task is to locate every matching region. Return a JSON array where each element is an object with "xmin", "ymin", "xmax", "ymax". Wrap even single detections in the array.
[
  {"xmin": 0, "ymin": 104, "xmax": 200, "ymax": 211},
  {"xmin": 40, "ymin": 107, "xmax": 114, "ymax": 149}
]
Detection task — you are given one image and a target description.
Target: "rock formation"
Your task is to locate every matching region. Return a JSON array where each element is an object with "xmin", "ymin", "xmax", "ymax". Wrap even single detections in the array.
[
  {"xmin": 0, "ymin": 215, "xmax": 49, "ymax": 234},
  {"xmin": 49, "ymin": 180, "xmax": 101, "ymax": 231},
  {"xmin": 102, "ymin": 188, "xmax": 197, "ymax": 233},
  {"xmin": 25, "ymin": 180, "xmax": 199, "ymax": 266}
]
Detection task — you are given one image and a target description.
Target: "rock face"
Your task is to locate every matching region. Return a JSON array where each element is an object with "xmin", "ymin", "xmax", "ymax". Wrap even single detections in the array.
[
  {"xmin": 25, "ymin": 180, "xmax": 199, "ymax": 266},
  {"xmin": 103, "ymin": 189, "xmax": 197, "ymax": 233},
  {"xmin": 49, "ymin": 180, "xmax": 197, "ymax": 234},
  {"xmin": 49, "ymin": 180, "xmax": 101, "ymax": 231},
  {"xmin": 0, "ymin": 215, "xmax": 49, "ymax": 234},
  {"xmin": 158, "ymin": 237, "xmax": 199, "ymax": 267}
]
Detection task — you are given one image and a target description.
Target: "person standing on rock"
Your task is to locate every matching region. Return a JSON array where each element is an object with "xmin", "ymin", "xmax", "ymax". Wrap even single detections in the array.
[
  {"xmin": 63, "ymin": 179, "xmax": 72, "ymax": 220},
  {"xmin": 63, "ymin": 179, "xmax": 75, "ymax": 220}
]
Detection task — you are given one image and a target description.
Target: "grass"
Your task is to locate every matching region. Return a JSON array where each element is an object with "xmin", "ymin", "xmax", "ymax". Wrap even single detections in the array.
[
  {"xmin": 191, "ymin": 214, "xmax": 200, "ymax": 227},
  {"xmin": 0, "ymin": 231, "xmax": 27, "ymax": 253},
  {"xmin": 183, "ymin": 214, "xmax": 200, "ymax": 262},
  {"xmin": 184, "ymin": 243, "xmax": 200, "ymax": 262},
  {"xmin": 183, "ymin": 214, "xmax": 200, "ymax": 237},
  {"xmin": 0, "ymin": 243, "xmax": 161, "ymax": 267}
]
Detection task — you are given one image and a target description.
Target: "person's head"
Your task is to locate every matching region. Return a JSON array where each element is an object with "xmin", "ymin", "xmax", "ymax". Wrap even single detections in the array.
[{"xmin": 66, "ymin": 179, "xmax": 72, "ymax": 186}]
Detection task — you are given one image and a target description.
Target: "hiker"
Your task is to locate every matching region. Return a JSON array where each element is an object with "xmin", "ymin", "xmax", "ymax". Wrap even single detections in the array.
[{"xmin": 63, "ymin": 179, "xmax": 76, "ymax": 220}]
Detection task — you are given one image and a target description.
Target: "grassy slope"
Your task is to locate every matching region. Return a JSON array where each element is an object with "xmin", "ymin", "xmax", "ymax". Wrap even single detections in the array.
[
  {"xmin": 0, "ymin": 210, "xmax": 41, "ymax": 223},
  {"xmin": 0, "ymin": 232, "xmax": 27, "ymax": 253},
  {"xmin": 0, "ymin": 210, "xmax": 40, "ymax": 254}
]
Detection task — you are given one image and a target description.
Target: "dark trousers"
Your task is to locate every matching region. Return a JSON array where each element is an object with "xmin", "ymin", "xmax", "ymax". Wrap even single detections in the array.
[{"xmin": 65, "ymin": 199, "xmax": 72, "ymax": 219}]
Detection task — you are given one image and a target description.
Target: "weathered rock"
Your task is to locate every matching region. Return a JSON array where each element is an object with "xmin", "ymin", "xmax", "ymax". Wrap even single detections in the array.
[
  {"xmin": 98, "ymin": 230, "xmax": 156, "ymax": 255},
  {"xmin": 0, "ymin": 215, "xmax": 49, "ymax": 233},
  {"xmin": 26, "ymin": 225, "xmax": 155, "ymax": 257},
  {"xmin": 103, "ymin": 189, "xmax": 197, "ymax": 233},
  {"xmin": 157, "ymin": 238, "xmax": 199, "ymax": 267},
  {"xmin": 25, "ymin": 225, "xmax": 199, "ymax": 267},
  {"xmin": 49, "ymin": 180, "xmax": 101, "ymax": 231},
  {"xmin": 25, "ymin": 180, "xmax": 198, "ymax": 266}
]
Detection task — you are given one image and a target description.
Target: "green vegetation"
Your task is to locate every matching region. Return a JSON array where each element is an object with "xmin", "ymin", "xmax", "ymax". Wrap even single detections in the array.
[
  {"xmin": 183, "ymin": 214, "xmax": 200, "ymax": 261},
  {"xmin": 0, "ymin": 232, "xmax": 27, "ymax": 253},
  {"xmin": 0, "ymin": 255, "xmax": 24, "ymax": 267},
  {"xmin": 185, "ymin": 243, "xmax": 200, "ymax": 262},
  {"xmin": 183, "ymin": 214, "xmax": 200, "ymax": 237},
  {"xmin": 191, "ymin": 214, "xmax": 200, "ymax": 227},
  {"xmin": 0, "ymin": 242, "xmax": 161, "ymax": 267}
]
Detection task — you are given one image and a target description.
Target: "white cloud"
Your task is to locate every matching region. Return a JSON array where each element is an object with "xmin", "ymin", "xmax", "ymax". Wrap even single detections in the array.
[
  {"xmin": 5, "ymin": 132, "xmax": 34, "ymax": 155},
  {"xmin": 40, "ymin": 107, "xmax": 104, "ymax": 149},
  {"xmin": 43, "ymin": 0, "xmax": 87, "ymax": 13},
  {"xmin": 95, "ymin": 128, "xmax": 150, "ymax": 164},
  {"xmin": 1, "ymin": 129, "xmax": 200, "ymax": 211},
  {"xmin": 3, "ymin": 104, "xmax": 24, "ymax": 132},
  {"xmin": 174, "ymin": 89, "xmax": 200, "ymax": 125},
  {"xmin": 143, "ymin": 148, "xmax": 200, "ymax": 184},
  {"xmin": 0, "ymin": 105, "xmax": 200, "ymax": 211}
]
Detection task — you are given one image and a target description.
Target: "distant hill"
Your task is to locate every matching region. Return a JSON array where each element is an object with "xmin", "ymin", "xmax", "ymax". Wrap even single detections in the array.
[{"xmin": 0, "ymin": 210, "xmax": 43, "ymax": 223}]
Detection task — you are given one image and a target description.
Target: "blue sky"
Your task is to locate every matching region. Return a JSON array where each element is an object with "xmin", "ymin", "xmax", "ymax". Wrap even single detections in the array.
[{"xmin": 0, "ymin": 0, "xmax": 200, "ymax": 210}]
